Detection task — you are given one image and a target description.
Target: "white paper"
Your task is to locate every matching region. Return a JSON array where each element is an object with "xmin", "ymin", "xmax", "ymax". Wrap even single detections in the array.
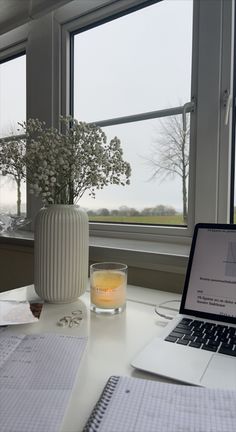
[
  {"xmin": 0, "ymin": 333, "xmax": 87, "ymax": 432},
  {"xmin": 0, "ymin": 300, "xmax": 39, "ymax": 325}
]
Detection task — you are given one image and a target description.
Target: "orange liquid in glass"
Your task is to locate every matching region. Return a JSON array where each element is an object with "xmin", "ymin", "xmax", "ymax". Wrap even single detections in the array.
[{"xmin": 91, "ymin": 270, "xmax": 126, "ymax": 308}]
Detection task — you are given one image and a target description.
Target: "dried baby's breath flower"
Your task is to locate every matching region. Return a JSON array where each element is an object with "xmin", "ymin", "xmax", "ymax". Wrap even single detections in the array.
[{"xmin": 0, "ymin": 117, "xmax": 131, "ymax": 207}]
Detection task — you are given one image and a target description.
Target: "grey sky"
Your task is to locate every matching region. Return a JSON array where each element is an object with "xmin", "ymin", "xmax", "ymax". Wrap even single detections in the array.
[
  {"xmin": 74, "ymin": 0, "xmax": 193, "ymax": 211},
  {"xmin": 0, "ymin": 54, "xmax": 26, "ymax": 136},
  {"xmin": 0, "ymin": 54, "xmax": 26, "ymax": 209}
]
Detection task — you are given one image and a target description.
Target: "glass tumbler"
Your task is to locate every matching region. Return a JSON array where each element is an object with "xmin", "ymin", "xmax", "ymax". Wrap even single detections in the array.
[{"xmin": 90, "ymin": 262, "xmax": 127, "ymax": 314}]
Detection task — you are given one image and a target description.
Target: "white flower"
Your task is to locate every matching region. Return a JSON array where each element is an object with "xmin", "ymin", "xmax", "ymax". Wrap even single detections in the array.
[{"xmin": 8, "ymin": 116, "xmax": 132, "ymax": 205}]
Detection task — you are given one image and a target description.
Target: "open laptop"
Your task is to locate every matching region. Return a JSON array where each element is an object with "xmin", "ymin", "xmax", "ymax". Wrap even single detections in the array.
[{"xmin": 131, "ymin": 223, "xmax": 236, "ymax": 389}]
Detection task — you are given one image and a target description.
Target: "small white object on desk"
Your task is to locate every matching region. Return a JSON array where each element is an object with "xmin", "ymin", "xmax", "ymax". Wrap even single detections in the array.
[{"xmin": 0, "ymin": 300, "xmax": 38, "ymax": 325}]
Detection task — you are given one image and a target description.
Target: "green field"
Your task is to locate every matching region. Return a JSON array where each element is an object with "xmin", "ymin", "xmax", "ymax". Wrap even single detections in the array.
[{"xmin": 89, "ymin": 214, "xmax": 185, "ymax": 225}]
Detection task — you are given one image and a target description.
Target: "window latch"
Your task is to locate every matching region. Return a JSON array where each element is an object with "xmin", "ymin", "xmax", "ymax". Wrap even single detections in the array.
[{"xmin": 182, "ymin": 100, "xmax": 195, "ymax": 132}]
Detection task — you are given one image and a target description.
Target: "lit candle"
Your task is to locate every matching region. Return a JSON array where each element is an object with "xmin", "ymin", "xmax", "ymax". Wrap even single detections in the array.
[{"xmin": 90, "ymin": 263, "xmax": 127, "ymax": 314}]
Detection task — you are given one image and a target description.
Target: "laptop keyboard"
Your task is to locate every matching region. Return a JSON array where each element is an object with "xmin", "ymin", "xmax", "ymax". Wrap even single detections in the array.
[{"xmin": 165, "ymin": 318, "xmax": 236, "ymax": 357}]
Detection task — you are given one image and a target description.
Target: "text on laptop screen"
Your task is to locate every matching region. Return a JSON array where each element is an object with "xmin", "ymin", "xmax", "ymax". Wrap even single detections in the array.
[{"xmin": 184, "ymin": 228, "xmax": 236, "ymax": 319}]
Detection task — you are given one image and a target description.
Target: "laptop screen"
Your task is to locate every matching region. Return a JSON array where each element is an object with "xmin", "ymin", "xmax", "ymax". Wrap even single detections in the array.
[{"xmin": 180, "ymin": 224, "xmax": 236, "ymax": 324}]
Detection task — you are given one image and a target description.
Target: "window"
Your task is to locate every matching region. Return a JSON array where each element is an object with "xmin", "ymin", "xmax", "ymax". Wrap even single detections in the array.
[
  {"xmin": 0, "ymin": 53, "xmax": 26, "ymax": 216},
  {"xmin": 73, "ymin": 0, "xmax": 193, "ymax": 226},
  {"xmin": 0, "ymin": 0, "xmax": 234, "ymax": 251}
]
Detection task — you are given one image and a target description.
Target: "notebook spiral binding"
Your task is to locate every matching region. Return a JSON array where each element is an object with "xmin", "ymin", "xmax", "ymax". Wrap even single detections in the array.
[{"xmin": 83, "ymin": 376, "xmax": 120, "ymax": 432}]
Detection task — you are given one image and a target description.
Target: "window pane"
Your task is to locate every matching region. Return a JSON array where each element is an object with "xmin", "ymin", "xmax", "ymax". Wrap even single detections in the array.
[
  {"xmin": 73, "ymin": 0, "xmax": 193, "ymax": 225},
  {"xmin": 0, "ymin": 54, "xmax": 26, "ymax": 216},
  {"xmin": 79, "ymin": 114, "xmax": 190, "ymax": 225},
  {"xmin": 74, "ymin": 0, "xmax": 193, "ymax": 122}
]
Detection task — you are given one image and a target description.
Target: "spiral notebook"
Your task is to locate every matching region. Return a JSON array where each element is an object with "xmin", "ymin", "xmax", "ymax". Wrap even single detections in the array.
[{"xmin": 83, "ymin": 375, "xmax": 236, "ymax": 432}]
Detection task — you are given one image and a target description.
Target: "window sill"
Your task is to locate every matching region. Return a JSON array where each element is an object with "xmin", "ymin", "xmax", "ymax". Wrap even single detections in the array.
[
  {"xmin": 90, "ymin": 236, "xmax": 189, "ymax": 274},
  {"xmin": 0, "ymin": 230, "xmax": 190, "ymax": 275}
]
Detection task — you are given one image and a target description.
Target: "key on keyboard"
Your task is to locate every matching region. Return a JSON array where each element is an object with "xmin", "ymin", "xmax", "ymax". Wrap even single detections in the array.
[{"xmin": 165, "ymin": 318, "xmax": 236, "ymax": 357}]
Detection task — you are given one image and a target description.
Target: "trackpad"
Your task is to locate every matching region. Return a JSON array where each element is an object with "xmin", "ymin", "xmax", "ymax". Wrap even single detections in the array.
[
  {"xmin": 201, "ymin": 355, "xmax": 236, "ymax": 389},
  {"xmin": 132, "ymin": 338, "xmax": 212, "ymax": 385}
]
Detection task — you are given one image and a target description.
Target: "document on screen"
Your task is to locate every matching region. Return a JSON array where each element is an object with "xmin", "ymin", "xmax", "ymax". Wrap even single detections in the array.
[{"xmin": 185, "ymin": 228, "xmax": 236, "ymax": 318}]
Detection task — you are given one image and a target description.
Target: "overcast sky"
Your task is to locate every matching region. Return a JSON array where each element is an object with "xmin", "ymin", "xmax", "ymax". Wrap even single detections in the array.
[
  {"xmin": 0, "ymin": 0, "xmax": 193, "ymax": 213},
  {"xmin": 74, "ymin": 0, "xmax": 193, "ymax": 211}
]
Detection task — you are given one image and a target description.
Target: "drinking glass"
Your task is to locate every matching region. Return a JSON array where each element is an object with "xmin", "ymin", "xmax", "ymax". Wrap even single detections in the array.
[{"xmin": 90, "ymin": 262, "xmax": 127, "ymax": 314}]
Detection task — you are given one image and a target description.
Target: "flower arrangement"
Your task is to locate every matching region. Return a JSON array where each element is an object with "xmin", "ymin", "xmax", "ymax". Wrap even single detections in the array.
[{"xmin": 0, "ymin": 117, "xmax": 131, "ymax": 209}]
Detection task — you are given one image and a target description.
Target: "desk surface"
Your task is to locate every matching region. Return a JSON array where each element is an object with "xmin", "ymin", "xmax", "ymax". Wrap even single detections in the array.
[{"xmin": 0, "ymin": 284, "xmax": 180, "ymax": 432}]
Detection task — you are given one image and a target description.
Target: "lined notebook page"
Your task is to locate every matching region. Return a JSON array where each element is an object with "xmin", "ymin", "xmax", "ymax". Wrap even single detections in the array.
[
  {"xmin": 84, "ymin": 376, "xmax": 236, "ymax": 432},
  {"xmin": 0, "ymin": 333, "xmax": 87, "ymax": 432}
]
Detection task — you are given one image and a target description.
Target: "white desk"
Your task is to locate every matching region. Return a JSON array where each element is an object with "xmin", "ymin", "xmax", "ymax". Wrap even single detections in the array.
[{"xmin": 0, "ymin": 284, "xmax": 180, "ymax": 432}]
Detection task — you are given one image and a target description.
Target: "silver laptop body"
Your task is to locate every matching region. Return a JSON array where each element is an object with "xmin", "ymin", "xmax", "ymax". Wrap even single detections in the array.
[{"xmin": 131, "ymin": 223, "xmax": 236, "ymax": 389}]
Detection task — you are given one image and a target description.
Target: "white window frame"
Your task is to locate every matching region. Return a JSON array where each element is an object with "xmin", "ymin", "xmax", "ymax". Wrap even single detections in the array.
[
  {"xmin": 59, "ymin": 0, "xmax": 234, "ymax": 243},
  {"xmin": 0, "ymin": 0, "xmax": 234, "ymax": 253},
  {"xmin": 59, "ymin": 0, "xmax": 195, "ymax": 242}
]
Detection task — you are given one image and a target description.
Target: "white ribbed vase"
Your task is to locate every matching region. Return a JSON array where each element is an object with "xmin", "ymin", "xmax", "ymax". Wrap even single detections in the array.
[{"xmin": 34, "ymin": 205, "xmax": 89, "ymax": 303}]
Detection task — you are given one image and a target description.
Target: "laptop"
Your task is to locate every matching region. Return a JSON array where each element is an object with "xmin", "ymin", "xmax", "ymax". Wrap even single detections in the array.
[{"xmin": 131, "ymin": 223, "xmax": 236, "ymax": 389}]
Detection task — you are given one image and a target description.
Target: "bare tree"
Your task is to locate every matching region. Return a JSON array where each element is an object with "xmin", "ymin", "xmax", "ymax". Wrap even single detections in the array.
[
  {"xmin": 0, "ymin": 137, "xmax": 26, "ymax": 216},
  {"xmin": 146, "ymin": 115, "xmax": 190, "ymax": 224}
]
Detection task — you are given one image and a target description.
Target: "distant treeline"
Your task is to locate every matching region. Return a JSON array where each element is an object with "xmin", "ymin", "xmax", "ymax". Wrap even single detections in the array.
[
  {"xmin": 0, "ymin": 203, "xmax": 179, "ymax": 218},
  {"xmin": 86, "ymin": 204, "xmax": 178, "ymax": 217}
]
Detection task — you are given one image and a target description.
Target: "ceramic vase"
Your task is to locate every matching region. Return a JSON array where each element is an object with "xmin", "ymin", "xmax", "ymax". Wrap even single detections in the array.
[{"xmin": 34, "ymin": 205, "xmax": 89, "ymax": 303}]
